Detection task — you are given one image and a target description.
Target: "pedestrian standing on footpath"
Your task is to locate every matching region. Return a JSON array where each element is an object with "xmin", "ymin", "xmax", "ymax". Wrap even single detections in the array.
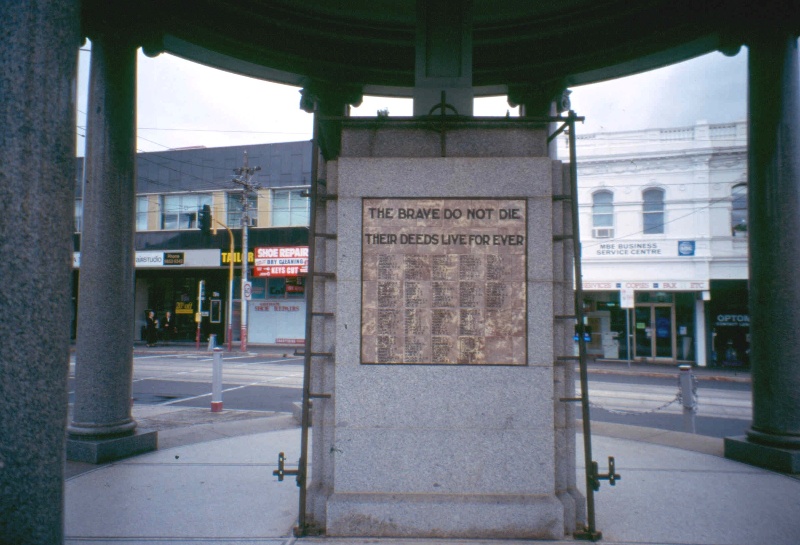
[
  {"xmin": 145, "ymin": 310, "xmax": 159, "ymax": 347},
  {"xmin": 162, "ymin": 311, "xmax": 176, "ymax": 342}
]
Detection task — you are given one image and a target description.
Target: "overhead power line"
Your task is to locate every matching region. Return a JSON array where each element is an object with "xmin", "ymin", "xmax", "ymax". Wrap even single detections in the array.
[{"xmin": 138, "ymin": 127, "xmax": 309, "ymax": 135}]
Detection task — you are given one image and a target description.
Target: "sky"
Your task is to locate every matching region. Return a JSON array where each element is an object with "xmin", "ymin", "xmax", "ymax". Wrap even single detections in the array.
[{"xmin": 76, "ymin": 44, "xmax": 750, "ymax": 157}]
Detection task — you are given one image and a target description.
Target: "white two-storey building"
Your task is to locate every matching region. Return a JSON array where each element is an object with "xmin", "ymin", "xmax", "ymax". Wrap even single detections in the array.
[{"xmin": 560, "ymin": 120, "xmax": 749, "ymax": 367}]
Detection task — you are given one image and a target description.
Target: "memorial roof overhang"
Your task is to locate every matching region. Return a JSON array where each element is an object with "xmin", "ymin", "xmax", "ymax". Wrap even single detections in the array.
[{"xmin": 82, "ymin": 0, "xmax": 793, "ymax": 97}]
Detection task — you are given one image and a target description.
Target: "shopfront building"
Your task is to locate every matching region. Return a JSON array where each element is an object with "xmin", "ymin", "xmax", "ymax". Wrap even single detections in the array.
[
  {"xmin": 73, "ymin": 241, "xmax": 309, "ymax": 347},
  {"xmin": 72, "ymin": 141, "xmax": 313, "ymax": 347},
  {"xmin": 563, "ymin": 120, "xmax": 750, "ymax": 367},
  {"xmin": 581, "ymin": 281, "xmax": 708, "ymax": 364}
]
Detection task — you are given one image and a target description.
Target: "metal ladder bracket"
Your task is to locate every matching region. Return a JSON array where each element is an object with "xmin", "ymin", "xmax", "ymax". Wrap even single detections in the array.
[
  {"xmin": 272, "ymin": 451, "xmax": 302, "ymax": 487},
  {"xmin": 590, "ymin": 456, "xmax": 621, "ymax": 491}
]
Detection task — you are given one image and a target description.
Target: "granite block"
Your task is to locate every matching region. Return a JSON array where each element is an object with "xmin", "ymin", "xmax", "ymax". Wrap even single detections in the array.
[
  {"xmin": 557, "ymin": 489, "xmax": 579, "ymax": 535},
  {"xmin": 310, "ymin": 407, "xmax": 335, "ymax": 517},
  {"xmin": 323, "ymin": 128, "xmax": 576, "ymax": 537},
  {"xmin": 335, "ymin": 280, "xmax": 364, "ymax": 365},
  {"xmin": 338, "ymin": 157, "xmax": 553, "ymax": 198},
  {"xmin": 725, "ymin": 435, "xmax": 800, "ymax": 473},
  {"xmin": 554, "ymin": 428, "xmax": 570, "ymax": 487},
  {"xmin": 551, "ymin": 282, "xmax": 565, "ymax": 318},
  {"xmin": 334, "ymin": 365, "xmax": 554, "ymax": 430},
  {"xmin": 341, "ymin": 127, "xmax": 441, "ymax": 157},
  {"xmin": 325, "ymin": 158, "xmax": 338, "ymax": 193},
  {"xmin": 340, "ymin": 125, "xmax": 549, "ymax": 159},
  {"xmin": 66, "ymin": 429, "xmax": 157, "ymax": 464},
  {"xmin": 552, "ymin": 239, "xmax": 565, "ymax": 281},
  {"xmin": 527, "ymin": 197, "xmax": 554, "ymax": 282},
  {"xmin": 307, "ymin": 481, "xmax": 333, "ymax": 528},
  {"xmin": 335, "ymin": 198, "xmax": 362, "ymax": 283},
  {"xmin": 446, "ymin": 128, "xmax": 549, "ymax": 157},
  {"xmin": 553, "ymin": 365, "xmax": 567, "ymax": 429},
  {"xmin": 325, "ymin": 200, "xmax": 339, "ymax": 236},
  {"xmin": 326, "ymin": 492, "xmax": 564, "ymax": 539},
  {"xmin": 527, "ymin": 281, "xmax": 554, "ymax": 365},
  {"xmin": 330, "ymin": 427, "xmax": 554, "ymax": 495}
]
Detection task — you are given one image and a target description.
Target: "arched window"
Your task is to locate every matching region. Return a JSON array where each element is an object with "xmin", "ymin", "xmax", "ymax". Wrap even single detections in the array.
[
  {"xmin": 731, "ymin": 183, "xmax": 747, "ymax": 236},
  {"xmin": 592, "ymin": 190, "xmax": 614, "ymax": 238},
  {"xmin": 642, "ymin": 188, "xmax": 665, "ymax": 235}
]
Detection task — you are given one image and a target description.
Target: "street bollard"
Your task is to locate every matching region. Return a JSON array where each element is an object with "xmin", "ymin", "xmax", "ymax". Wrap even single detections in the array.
[
  {"xmin": 207, "ymin": 333, "xmax": 217, "ymax": 351},
  {"xmin": 679, "ymin": 364, "xmax": 696, "ymax": 433},
  {"xmin": 211, "ymin": 347, "xmax": 223, "ymax": 412}
]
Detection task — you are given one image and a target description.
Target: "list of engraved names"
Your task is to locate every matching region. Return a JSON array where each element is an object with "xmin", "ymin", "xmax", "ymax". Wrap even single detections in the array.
[{"xmin": 361, "ymin": 198, "xmax": 527, "ymax": 364}]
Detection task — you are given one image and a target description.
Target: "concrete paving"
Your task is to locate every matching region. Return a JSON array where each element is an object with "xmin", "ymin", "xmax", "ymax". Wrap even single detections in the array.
[
  {"xmin": 64, "ymin": 408, "xmax": 800, "ymax": 545},
  {"xmin": 65, "ymin": 347, "xmax": 797, "ymax": 544}
]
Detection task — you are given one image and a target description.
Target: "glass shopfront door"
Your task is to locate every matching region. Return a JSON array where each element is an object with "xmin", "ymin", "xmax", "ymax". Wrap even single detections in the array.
[{"xmin": 635, "ymin": 304, "xmax": 675, "ymax": 360}]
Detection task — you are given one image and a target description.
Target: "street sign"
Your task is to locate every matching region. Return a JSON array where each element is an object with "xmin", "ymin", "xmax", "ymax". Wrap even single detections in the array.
[
  {"xmin": 620, "ymin": 288, "xmax": 635, "ymax": 309},
  {"xmin": 243, "ymin": 281, "xmax": 252, "ymax": 301}
]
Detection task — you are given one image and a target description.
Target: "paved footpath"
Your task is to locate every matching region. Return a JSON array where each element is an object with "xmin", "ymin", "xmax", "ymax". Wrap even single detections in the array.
[
  {"xmin": 65, "ymin": 346, "xmax": 800, "ymax": 545},
  {"xmin": 64, "ymin": 416, "xmax": 800, "ymax": 545}
]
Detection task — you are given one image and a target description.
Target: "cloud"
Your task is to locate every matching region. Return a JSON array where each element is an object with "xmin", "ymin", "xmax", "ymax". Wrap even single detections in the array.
[
  {"xmin": 77, "ymin": 43, "xmax": 775, "ymax": 155},
  {"xmin": 136, "ymin": 52, "xmax": 313, "ymax": 151},
  {"xmin": 569, "ymin": 50, "xmax": 748, "ymax": 134}
]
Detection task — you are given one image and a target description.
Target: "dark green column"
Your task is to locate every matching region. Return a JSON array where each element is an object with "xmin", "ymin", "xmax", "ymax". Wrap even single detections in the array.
[{"xmin": 725, "ymin": 33, "xmax": 800, "ymax": 473}]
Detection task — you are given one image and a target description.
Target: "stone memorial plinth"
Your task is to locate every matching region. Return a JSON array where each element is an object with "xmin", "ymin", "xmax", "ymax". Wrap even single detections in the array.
[{"xmin": 307, "ymin": 123, "xmax": 581, "ymax": 539}]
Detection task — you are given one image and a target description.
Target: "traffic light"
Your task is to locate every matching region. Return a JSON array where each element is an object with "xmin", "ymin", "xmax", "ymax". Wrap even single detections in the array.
[{"xmin": 198, "ymin": 204, "xmax": 212, "ymax": 235}]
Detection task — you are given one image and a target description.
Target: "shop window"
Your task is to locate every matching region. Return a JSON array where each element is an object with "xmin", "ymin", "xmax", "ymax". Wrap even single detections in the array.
[
  {"xmin": 136, "ymin": 196, "xmax": 149, "ymax": 231},
  {"xmin": 731, "ymin": 183, "xmax": 747, "ymax": 236},
  {"xmin": 267, "ymin": 277, "xmax": 305, "ymax": 298},
  {"xmin": 591, "ymin": 190, "xmax": 614, "ymax": 238},
  {"xmin": 249, "ymin": 278, "xmax": 266, "ymax": 299},
  {"xmin": 161, "ymin": 193, "xmax": 212, "ymax": 230},
  {"xmin": 227, "ymin": 192, "xmax": 258, "ymax": 228},
  {"xmin": 635, "ymin": 291, "xmax": 674, "ymax": 304},
  {"xmin": 642, "ymin": 188, "xmax": 665, "ymax": 235},
  {"xmin": 268, "ymin": 277, "xmax": 286, "ymax": 297},
  {"xmin": 272, "ymin": 188, "xmax": 310, "ymax": 227}
]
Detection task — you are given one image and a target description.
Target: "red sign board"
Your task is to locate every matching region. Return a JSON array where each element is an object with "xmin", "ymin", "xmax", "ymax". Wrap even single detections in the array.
[{"xmin": 254, "ymin": 246, "xmax": 309, "ymax": 278}]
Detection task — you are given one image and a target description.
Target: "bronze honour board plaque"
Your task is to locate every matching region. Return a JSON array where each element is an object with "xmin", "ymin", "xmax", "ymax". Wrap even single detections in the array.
[{"xmin": 361, "ymin": 198, "xmax": 527, "ymax": 365}]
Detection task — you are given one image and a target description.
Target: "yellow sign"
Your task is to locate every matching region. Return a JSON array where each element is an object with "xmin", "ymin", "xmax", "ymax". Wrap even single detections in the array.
[
  {"xmin": 221, "ymin": 251, "xmax": 254, "ymax": 265},
  {"xmin": 175, "ymin": 302, "xmax": 193, "ymax": 315}
]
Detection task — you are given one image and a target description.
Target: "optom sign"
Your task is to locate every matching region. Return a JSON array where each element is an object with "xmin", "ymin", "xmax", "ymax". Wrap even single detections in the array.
[{"xmin": 254, "ymin": 246, "xmax": 309, "ymax": 277}]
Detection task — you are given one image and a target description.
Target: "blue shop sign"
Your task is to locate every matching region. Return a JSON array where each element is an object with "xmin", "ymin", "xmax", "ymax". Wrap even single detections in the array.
[{"xmin": 678, "ymin": 240, "xmax": 695, "ymax": 256}]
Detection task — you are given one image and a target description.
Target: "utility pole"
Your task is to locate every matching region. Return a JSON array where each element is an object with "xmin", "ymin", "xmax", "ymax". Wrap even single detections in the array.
[{"xmin": 232, "ymin": 151, "xmax": 260, "ymax": 352}]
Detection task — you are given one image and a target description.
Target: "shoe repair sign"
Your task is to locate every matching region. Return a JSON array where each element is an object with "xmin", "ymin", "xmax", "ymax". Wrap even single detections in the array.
[{"xmin": 254, "ymin": 246, "xmax": 309, "ymax": 277}]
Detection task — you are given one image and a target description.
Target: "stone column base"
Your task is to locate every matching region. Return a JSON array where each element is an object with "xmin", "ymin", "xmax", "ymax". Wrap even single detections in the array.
[
  {"xmin": 67, "ymin": 429, "xmax": 157, "ymax": 464},
  {"xmin": 325, "ymin": 492, "xmax": 564, "ymax": 539},
  {"xmin": 724, "ymin": 435, "xmax": 800, "ymax": 473}
]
